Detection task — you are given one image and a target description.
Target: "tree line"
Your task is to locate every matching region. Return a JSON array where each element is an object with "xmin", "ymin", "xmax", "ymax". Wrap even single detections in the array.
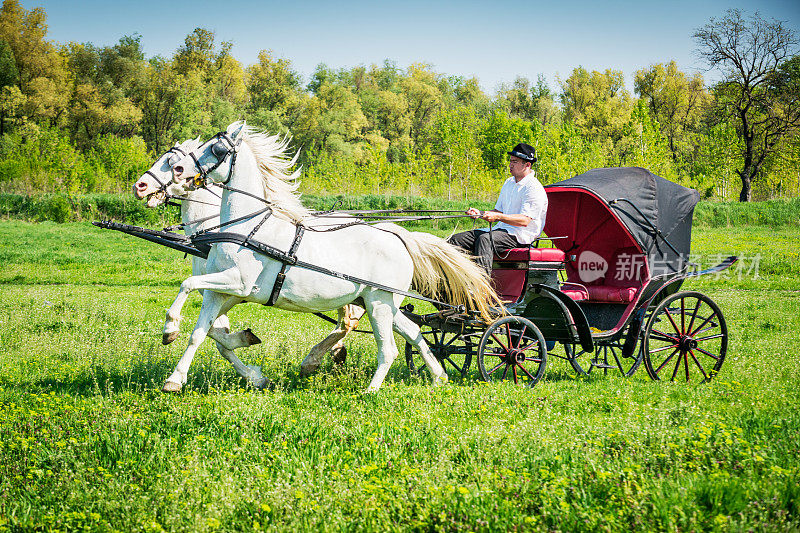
[{"xmin": 0, "ymin": 0, "xmax": 798, "ymax": 201}]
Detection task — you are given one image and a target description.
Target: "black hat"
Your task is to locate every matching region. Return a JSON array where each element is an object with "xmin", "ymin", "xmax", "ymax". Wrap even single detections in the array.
[{"xmin": 507, "ymin": 143, "xmax": 537, "ymax": 163}]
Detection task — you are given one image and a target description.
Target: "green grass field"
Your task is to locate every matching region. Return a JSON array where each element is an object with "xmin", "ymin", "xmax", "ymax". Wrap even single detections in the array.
[{"xmin": 1, "ymin": 220, "xmax": 799, "ymax": 532}]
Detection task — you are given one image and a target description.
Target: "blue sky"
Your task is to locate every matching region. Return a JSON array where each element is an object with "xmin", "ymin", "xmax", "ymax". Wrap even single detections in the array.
[{"xmin": 26, "ymin": 0, "xmax": 800, "ymax": 94}]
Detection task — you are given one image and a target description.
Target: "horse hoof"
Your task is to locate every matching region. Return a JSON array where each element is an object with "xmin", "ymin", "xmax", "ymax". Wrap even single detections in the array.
[
  {"xmin": 162, "ymin": 331, "xmax": 179, "ymax": 345},
  {"xmin": 244, "ymin": 328, "xmax": 262, "ymax": 346},
  {"xmin": 253, "ymin": 377, "xmax": 275, "ymax": 391},
  {"xmin": 162, "ymin": 381, "xmax": 182, "ymax": 393},
  {"xmin": 433, "ymin": 375, "xmax": 449, "ymax": 387},
  {"xmin": 332, "ymin": 346, "xmax": 347, "ymax": 365}
]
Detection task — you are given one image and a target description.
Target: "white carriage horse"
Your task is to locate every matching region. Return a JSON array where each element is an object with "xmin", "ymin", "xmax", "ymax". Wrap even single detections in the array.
[
  {"xmin": 165, "ymin": 122, "xmax": 502, "ymax": 392},
  {"xmin": 132, "ymin": 139, "xmax": 269, "ymax": 388},
  {"xmin": 132, "ymin": 139, "xmax": 363, "ymax": 387}
]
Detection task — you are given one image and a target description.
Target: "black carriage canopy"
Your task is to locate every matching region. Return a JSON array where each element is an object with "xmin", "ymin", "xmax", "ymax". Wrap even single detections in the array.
[{"xmin": 544, "ymin": 167, "xmax": 700, "ymax": 280}]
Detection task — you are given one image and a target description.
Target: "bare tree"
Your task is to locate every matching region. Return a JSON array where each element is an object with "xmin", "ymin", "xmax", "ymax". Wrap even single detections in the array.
[{"xmin": 694, "ymin": 9, "xmax": 800, "ymax": 201}]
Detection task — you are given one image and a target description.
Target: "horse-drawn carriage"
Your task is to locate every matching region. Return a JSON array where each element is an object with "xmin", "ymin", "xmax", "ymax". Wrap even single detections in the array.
[
  {"xmin": 112, "ymin": 125, "xmax": 736, "ymax": 392},
  {"xmin": 403, "ymin": 167, "xmax": 736, "ymax": 386}
]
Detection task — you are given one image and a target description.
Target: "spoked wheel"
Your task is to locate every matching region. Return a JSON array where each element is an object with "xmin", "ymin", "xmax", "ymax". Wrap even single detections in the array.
[
  {"xmin": 567, "ymin": 330, "xmax": 642, "ymax": 378},
  {"xmin": 477, "ymin": 316, "xmax": 547, "ymax": 387},
  {"xmin": 546, "ymin": 343, "xmax": 586, "ymax": 377},
  {"xmin": 404, "ymin": 325, "xmax": 475, "ymax": 380},
  {"xmin": 643, "ymin": 291, "xmax": 727, "ymax": 382}
]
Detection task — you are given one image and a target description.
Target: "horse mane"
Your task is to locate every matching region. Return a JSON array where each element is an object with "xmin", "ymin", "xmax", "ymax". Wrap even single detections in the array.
[{"xmin": 233, "ymin": 122, "xmax": 309, "ymax": 222}]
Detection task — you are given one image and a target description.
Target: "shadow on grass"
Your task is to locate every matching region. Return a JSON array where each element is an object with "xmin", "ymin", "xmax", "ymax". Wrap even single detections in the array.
[
  {"xmin": 0, "ymin": 359, "xmax": 280, "ymax": 397},
  {"xmin": 0, "ymin": 348, "xmax": 611, "ymax": 397}
]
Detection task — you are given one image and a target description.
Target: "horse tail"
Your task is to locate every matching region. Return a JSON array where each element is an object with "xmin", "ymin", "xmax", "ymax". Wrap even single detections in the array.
[{"xmin": 381, "ymin": 225, "xmax": 505, "ymax": 321}]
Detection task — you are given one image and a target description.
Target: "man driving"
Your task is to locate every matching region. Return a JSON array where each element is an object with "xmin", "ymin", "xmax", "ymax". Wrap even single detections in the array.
[{"xmin": 448, "ymin": 143, "xmax": 548, "ymax": 272}]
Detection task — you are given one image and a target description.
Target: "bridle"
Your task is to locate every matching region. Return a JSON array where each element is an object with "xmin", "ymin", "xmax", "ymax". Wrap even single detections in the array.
[
  {"xmin": 141, "ymin": 144, "xmax": 224, "ymax": 230},
  {"xmin": 186, "ymin": 131, "xmax": 242, "ymax": 189},
  {"xmin": 142, "ymin": 145, "xmax": 190, "ymax": 205}
]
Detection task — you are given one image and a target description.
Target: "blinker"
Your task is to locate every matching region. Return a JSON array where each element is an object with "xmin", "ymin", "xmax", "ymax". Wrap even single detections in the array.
[{"xmin": 211, "ymin": 140, "xmax": 229, "ymax": 159}]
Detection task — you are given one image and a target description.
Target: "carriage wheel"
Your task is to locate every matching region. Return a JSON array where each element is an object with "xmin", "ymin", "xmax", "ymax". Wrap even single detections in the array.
[
  {"xmin": 546, "ymin": 343, "xmax": 587, "ymax": 377},
  {"xmin": 566, "ymin": 330, "xmax": 642, "ymax": 378},
  {"xmin": 477, "ymin": 316, "xmax": 547, "ymax": 387},
  {"xmin": 643, "ymin": 291, "xmax": 727, "ymax": 382},
  {"xmin": 404, "ymin": 325, "xmax": 474, "ymax": 380}
]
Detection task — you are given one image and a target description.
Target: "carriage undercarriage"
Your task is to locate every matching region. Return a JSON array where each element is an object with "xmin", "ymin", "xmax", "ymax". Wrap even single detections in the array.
[{"xmin": 401, "ymin": 261, "xmax": 733, "ymax": 387}]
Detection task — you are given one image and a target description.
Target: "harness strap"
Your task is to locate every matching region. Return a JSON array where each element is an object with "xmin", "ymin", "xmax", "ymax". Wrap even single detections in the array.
[
  {"xmin": 190, "ymin": 231, "xmax": 461, "ymax": 310},
  {"xmin": 188, "ymin": 132, "xmax": 241, "ymax": 188},
  {"xmin": 267, "ymin": 224, "xmax": 305, "ymax": 306},
  {"xmin": 193, "ymin": 206, "xmax": 272, "ymax": 236},
  {"xmin": 164, "ymin": 212, "xmax": 218, "ymax": 232},
  {"xmin": 217, "ymin": 182, "xmax": 273, "ymax": 204},
  {"xmin": 244, "ymin": 208, "xmax": 274, "ymax": 248},
  {"xmin": 144, "ymin": 170, "xmax": 170, "ymax": 190}
]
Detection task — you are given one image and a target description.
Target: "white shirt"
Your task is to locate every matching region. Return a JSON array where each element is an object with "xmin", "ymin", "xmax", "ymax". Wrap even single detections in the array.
[{"xmin": 487, "ymin": 172, "xmax": 548, "ymax": 245}]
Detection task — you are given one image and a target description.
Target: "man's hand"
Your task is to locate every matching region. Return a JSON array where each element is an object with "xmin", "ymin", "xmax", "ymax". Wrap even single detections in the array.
[
  {"xmin": 481, "ymin": 210, "xmax": 502, "ymax": 223},
  {"xmin": 466, "ymin": 207, "xmax": 483, "ymax": 219}
]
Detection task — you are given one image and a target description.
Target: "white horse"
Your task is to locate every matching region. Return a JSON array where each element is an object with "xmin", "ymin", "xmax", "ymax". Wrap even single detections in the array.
[
  {"xmin": 132, "ymin": 140, "xmax": 269, "ymax": 389},
  {"xmin": 132, "ymin": 140, "xmax": 364, "ymax": 380},
  {"xmin": 164, "ymin": 122, "xmax": 502, "ymax": 393}
]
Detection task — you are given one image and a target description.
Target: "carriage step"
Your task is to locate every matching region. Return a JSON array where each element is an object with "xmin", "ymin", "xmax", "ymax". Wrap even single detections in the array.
[{"xmin": 590, "ymin": 359, "xmax": 617, "ymax": 369}]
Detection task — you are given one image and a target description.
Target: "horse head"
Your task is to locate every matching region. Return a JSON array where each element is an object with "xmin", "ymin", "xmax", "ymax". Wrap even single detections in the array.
[
  {"xmin": 171, "ymin": 122, "xmax": 247, "ymax": 192},
  {"xmin": 133, "ymin": 139, "xmax": 201, "ymax": 207}
]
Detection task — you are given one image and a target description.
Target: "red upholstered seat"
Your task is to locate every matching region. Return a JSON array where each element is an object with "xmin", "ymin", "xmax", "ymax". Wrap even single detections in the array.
[
  {"xmin": 562, "ymin": 289, "xmax": 588, "ymax": 301},
  {"xmin": 586, "ymin": 285, "xmax": 638, "ymax": 303},
  {"xmin": 560, "ymin": 283, "xmax": 589, "ymax": 301},
  {"xmin": 498, "ymin": 247, "xmax": 566, "ymax": 262}
]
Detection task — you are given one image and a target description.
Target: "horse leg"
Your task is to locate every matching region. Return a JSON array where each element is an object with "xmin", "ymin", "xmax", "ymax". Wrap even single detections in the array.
[
  {"xmin": 392, "ymin": 310, "xmax": 447, "ymax": 386},
  {"xmin": 209, "ymin": 321, "xmax": 262, "ymax": 350},
  {"xmin": 194, "ymin": 289, "xmax": 261, "ymax": 349},
  {"xmin": 163, "ymin": 289, "xmax": 229, "ymax": 392},
  {"xmin": 331, "ymin": 304, "xmax": 365, "ymax": 365},
  {"xmin": 207, "ymin": 308, "xmax": 270, "ymax": 390},
  {"xmin": 363, "ymin": 294, "xmax": 400, "ymax": 393},
  {"xmin": 300, "ymin": 304, "xmax": 363, "ymax": 376},
  {"xmin": 163, "ymin": 268, "xmax": 245, "ymax": 345}
]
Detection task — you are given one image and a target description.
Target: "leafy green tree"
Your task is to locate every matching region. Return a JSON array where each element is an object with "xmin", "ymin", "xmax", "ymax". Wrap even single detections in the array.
[
  {"xmin": 62, "ymin": 39, "xmax": 144, "ymax": 144},
  {"xmin": 0, "ymin": 0, "xmax": 70, "ymax": 125},
  {"xmin": 694, "ymin": 9, "xmax": 800, "ymax": 201},
  {"xmin": 246, "ymin": 49, "xmax": 302, "ymax": 127},
  {"xmin": 131, "ymin": 57, "xmax": 182, "ymax": 153},
  {"xmin": 634, "ymin": 61, "xmax": 711, "ymax": 166},
  {"xmin": 99, "ymin": 34, "xmax": 147, "ymax": 93},
  {"xmin": 315, "ymin": 82, "xmax": 368, "ymax": 158},
  {"xmin": 498, "ymin": 76, "xmax": 537, "ymax": 122},
  {"xmin": 561, "ymin": 67, "xmax": 635, "ymax": 165},
  {"xmin": 0, "ymin": 36, "xmax": 18, "ymax": 134},
  {"xmin": 400, "ymin": 63, "xmax": 443, "ymax": 152},
  {"xmin": 479, "ymin": 110, "xmax": 535, "ymax": 171},
  {"xmin": 173, "ymin": 28, "xmax": 217, "ymax": 76},
  {"xmin": 626, "ymin": 101, "xmax": 679, "ymax": 183},
  {"xmin": 430, "ymin": 105, "xmax": 484, "ymax": 200},
  {"xmin": 535, "ymin": 121, "xmax": 605, "ymax": 183}
]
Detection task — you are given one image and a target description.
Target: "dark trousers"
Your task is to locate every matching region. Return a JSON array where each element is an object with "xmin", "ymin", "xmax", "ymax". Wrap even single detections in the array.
[{"xmin": 447, "ymin": 229, "xmax": 521, "ymax": 273}]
